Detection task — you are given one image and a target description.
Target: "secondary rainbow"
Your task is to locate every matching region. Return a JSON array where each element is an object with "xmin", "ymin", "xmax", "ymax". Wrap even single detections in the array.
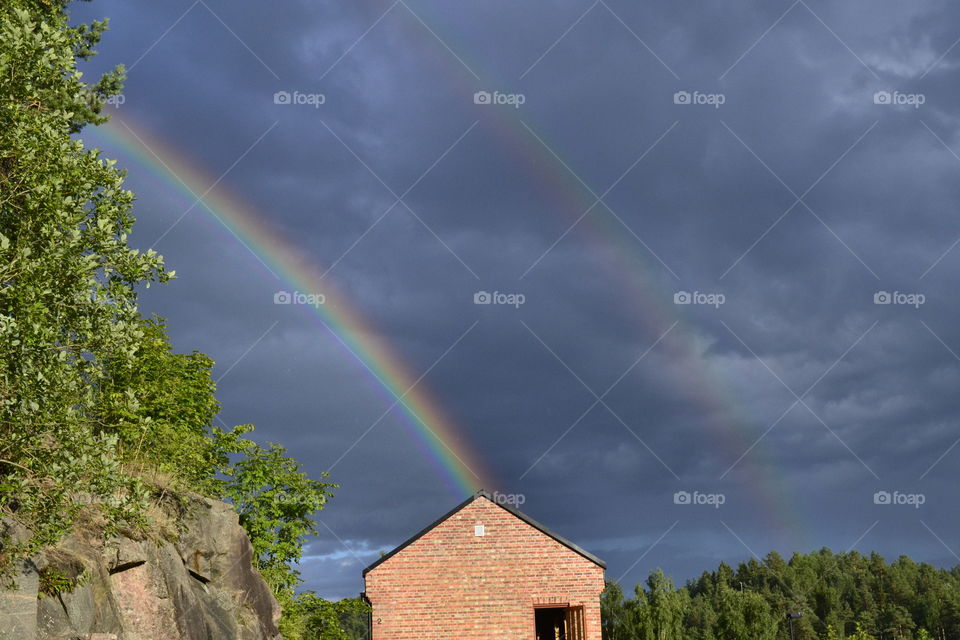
[{"xmin": 381, "ymin": 3, "xmax": 808, "ymax": 540}]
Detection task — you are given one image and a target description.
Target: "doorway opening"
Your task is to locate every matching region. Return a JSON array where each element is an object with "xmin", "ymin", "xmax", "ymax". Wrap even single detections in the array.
[
  {"xmin": 535, "ymin": 607, "xmax": 566, "ymax": 640},
  {"xmin": 534, "ymin": 606, "xmax": 584, "ymax": 640}
]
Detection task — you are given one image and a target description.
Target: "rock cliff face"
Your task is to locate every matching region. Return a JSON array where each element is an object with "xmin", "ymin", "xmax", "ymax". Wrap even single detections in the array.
[{"xmin": 0, "ymin": 496, "xmax": 282, "ymax": 640}]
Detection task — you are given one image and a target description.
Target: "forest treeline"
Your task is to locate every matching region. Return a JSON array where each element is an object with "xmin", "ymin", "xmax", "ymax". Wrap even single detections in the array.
[{"xmin": 602, "ymin": 549, "xmax": 960, "ymax": 640}]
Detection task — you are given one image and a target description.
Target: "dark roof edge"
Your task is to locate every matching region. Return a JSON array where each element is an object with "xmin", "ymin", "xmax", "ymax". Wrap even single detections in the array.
[
  {"xmin": 362, "ymin": 493, "xmax": 478, "ymax": 576},
  {"xmin": 489, "ymin": 492, "xmax": 607, "ymax": 569},
  {"xmin": 362, "ymin": 490, "xmax": 606, "ymax": 576}
]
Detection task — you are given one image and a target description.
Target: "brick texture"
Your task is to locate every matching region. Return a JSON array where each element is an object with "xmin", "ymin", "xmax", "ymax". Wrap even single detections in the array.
[{"xmin": 364, "ymin": 496, "xmax": 605, "ymax": 640}]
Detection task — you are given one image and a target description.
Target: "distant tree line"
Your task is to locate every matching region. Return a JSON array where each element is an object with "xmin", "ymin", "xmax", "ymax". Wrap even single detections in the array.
[{"xmin": 602, "ymin": 549, "xmax": 960, "ymax": 640}]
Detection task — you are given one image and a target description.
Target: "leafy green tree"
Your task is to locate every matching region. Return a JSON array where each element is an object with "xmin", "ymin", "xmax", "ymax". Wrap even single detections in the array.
[
  {"xmin": 627, "ymin": 570, "xmax": 688, "ymax": 640},
  {"xmin": 97, "ymin": 316, "xmax": 222, "ymax": 490},
  {"xmin": 0, "ymin": 0, "xmax": 167, "ymax": 560},
  {"xmin": 214, "ymin": 426, "xmax": 337, "ymax": 599},
  {"xmin": 0, "ymin": 5, "xmax": 356, "ymax": 638},
  {"xmin": 601, "ymin": 581, "xmax": 631, "ymax": 640},
  {"xmin": 281, "ymin": 593, "xmax": 369, "ymax": 640},
  {"xmin": 715, "ymin": 585, "xmax": 776, "ymax": 640},
  {"xmin": 685, "ymin": 593, "xmax": 717, "ymax": 640},
  {"xmin": 625, "ymin": 584, "xmax": 653, "ymax": 640}
]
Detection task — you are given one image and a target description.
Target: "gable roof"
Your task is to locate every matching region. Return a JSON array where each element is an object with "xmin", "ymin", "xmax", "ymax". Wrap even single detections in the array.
[{"xmin": 362, "ymin": 490, "xmax": 606, "ymax": 576}]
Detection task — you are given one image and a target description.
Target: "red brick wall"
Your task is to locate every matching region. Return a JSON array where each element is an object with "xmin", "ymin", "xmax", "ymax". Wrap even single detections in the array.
[{"xmin": 364, "ymin": 497, "xmax": 605, "ymax": 640}]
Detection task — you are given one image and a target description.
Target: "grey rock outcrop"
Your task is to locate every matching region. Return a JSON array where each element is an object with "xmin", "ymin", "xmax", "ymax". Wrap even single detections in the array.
[{"xmin": 0, "ymin": 496, "xmax": 282, "ymax": 640}]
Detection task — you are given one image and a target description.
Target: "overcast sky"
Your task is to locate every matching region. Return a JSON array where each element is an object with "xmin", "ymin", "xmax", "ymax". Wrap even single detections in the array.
[{"xmin": 69, "ymin": 0, "xmax": 960, "ymax": 599}]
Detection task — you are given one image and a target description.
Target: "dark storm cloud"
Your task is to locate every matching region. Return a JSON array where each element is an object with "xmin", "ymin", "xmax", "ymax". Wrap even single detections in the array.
[{"xmin": 70, "ymin": 0, "xmax": 960, "ymax": 598}]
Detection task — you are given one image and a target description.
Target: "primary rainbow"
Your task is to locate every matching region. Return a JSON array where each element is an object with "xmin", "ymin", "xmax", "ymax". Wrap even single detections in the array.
[{"xmin": 87, "ymin": 117, "xmax": 492, "ymax": 500}]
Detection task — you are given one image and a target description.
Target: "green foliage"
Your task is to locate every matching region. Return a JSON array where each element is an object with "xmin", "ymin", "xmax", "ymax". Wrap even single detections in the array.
[
  {"xmin": 630, "ymin": 570, "xmax": 688, "ymax": 640},
  {"xmin": 0, "ymin": 0, "xmax": 167, "ymax": 560},
  {"xmin": 0, "ymin": 7, "xmax": 353, "ymax": 639},
  {"xmin": 602, "ymin": 550, "xmax": 960, "ymax": 640},
  {"xmin": 281, "ymin": 593, "xmax": 369, "ymax": 640},
  {"xmin": 214, "ymin": 426, "xmax": 337, "ymax": 599},
  {"xmin": 210, "ymin": 426, "xmax": 354, "ymax": 637},
  {"xmin": 37, "ymin": 564, "xmax": 87, "ymax": 599},
  {"xmin": 97, "ymin": 316, "xmax": 222, "ymax": 491},
  {"xmin": 602, "ymin": 581, "xmax": 631, "ymax": 640},
  {"xmin": 715, "ymin": 584, "xmax": 777, "ymax": 640},
  {"xmin": 849, "ymin": 621, "xmax": 875, "ymax": 640}
]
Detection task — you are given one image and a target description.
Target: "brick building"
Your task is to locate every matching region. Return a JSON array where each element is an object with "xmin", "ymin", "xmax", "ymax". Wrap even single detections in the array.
[{"xmin": 362, "ymin": 490, "xmax": 606, "ymax": 640}]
